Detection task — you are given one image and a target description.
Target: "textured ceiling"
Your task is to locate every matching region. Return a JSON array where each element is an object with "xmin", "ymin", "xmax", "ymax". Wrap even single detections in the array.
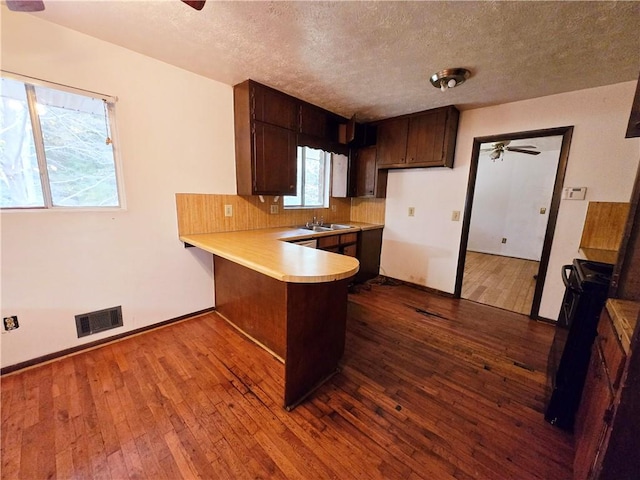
[{"xmin": 14, "ymin": 0, "xmax": 640, "ymax": 121}]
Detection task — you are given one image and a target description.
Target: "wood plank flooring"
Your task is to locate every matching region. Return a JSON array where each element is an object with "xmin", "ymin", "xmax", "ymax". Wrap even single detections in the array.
[
  {"xmin": 1, "ymin": 284, "xmax": 573, "ymax": 479},
  {"xmin": 462, "ymin": 251, "xmax": 539, "ymax": 315}
]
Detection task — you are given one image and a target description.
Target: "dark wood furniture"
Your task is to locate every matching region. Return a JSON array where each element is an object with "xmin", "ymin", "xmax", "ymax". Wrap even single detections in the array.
[
  {"xmin": 234, "ymin": 80, "xmax": 297, "ymax": 196},
  {"xmin": 573, "ymin": 305, "xmax": 628, "ymax": 479},
  {"xmin": 317, "ymin": 231, "xmax": 358, "ymax": 256},
  {"xmin": 233, "ymin": 79, "xmax": 347, "ymax": 196},
  {"xmin": 316, "ymin": 228, "xmax": 384, "ymax": 282},
  {"xmin": 355, "ymin": 227, "xmax": 384, "ymax": 283},
  {"xmin": 375, "ymin": 105, "xmax": 460, "ymax": 169},
  {"xmin": 214, "ymin": 255, "xmax": 350, "ymax": 410},
  {"xmin": 353, "ymin": 146, "xmax": 387, "ymax": 198}
]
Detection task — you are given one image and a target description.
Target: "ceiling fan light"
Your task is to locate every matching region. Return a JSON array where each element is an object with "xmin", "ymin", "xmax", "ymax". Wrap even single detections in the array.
[
  {"xmin": 440, "ymin": 80, "xmax": 447, "ymax": 92},
  {"xmin": 447, "ymin": 78, "xmax": 457, "ymax": 89}
]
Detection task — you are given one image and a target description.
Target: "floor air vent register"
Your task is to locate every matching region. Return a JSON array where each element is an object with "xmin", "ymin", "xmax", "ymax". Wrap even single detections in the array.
[{"xmin": 75, "ymin": 306, "xmax": 123, "ymax": 338}]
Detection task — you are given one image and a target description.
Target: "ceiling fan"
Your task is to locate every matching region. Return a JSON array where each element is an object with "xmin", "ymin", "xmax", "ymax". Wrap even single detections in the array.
[
  {"xmin": 481, "ymin": 140, "xmax": 540, "ymax": 161},
  {"xmin": 6, "ymin": 0, "xmax": 206, "ymax": 12}
]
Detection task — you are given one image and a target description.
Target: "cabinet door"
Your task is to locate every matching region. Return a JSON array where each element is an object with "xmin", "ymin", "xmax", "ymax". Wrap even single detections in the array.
[
  {"xmin": 406, "ymin": 109, "xmax": 447, "ymax": 166},
  {"xmin": 376, "ymin": 117, "xmax": 409, "ymax": 166},
  {"xmin": 356, "ymin": 146, "xmax": 377, "ymax": 197},
  {"xmin": 342, "ymin": 244, "xmax": 357, "ymax": 257},
  {"xmin": 252, "ymin": 83, "xmax": 297, "ymax": 130},
  {"xmin": 252, "ymin": 122, "xmax": 297, "ymax": 195},
  {"xmin": 355, "ymin": 227, "xmax": 383, "ymax": 283},
  {"xmin": 574, "ymin": 345, "xmax": 614, "ymax": 480},
  {"xmin": 300, "ymin": 103, "xmax": 329, "ymax": 138},
  {"xmin": 317, "ymin": 234, "xmax": 340, "ymax": 250}
]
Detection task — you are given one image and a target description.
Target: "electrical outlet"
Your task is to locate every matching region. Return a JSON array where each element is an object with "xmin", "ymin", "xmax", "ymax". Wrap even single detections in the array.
[
  {"xmin": 3, "ymin": 316, "xmax": 19, "ymax": 331},
  {"xmin": 270, "ymin": 204, "xmax": 279, "ymax": 214},
  {"xmin": 408, "ymin": 207, "xmax": 415, "ymax": 217},
  {"xmin": 224, "ymin": 204, "xmax": 233, "ymax": 217},
  {"xmin": 451, "ymin": 210, "xmax": 461, "ymax": 221},
  {"xmin": 501, "ymin": 238, "xmax": 507, "ymax": 244},
  {"xmin": 331, "ymin": 204, "xmax": 336, "ymax": 212}
]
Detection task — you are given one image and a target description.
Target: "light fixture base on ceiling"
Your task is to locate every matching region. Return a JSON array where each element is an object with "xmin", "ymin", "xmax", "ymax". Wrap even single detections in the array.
[{"xmin": 430, "ymin": 68, "xmax": 471, "ymax": 92}]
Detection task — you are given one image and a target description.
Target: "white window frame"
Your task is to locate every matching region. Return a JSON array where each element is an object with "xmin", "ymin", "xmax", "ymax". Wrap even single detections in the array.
[
  {"xmin": 283, "ymin": 146, "xmax": 331, "ymax": 209},
  {"xmin": 1, "ymin": 71, "xmax": 126, "ymax": 211}
]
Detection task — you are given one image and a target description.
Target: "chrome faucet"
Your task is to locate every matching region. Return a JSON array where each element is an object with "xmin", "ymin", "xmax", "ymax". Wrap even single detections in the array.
[{"xmin": 306, "ymin": 216, "xmax": 324, "ymax": 228}]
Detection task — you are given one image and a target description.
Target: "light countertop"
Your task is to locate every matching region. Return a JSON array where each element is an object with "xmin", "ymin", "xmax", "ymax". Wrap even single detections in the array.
[{"xmin": 180, "ymin": 222, "xmax": 383, "ymax": 284}]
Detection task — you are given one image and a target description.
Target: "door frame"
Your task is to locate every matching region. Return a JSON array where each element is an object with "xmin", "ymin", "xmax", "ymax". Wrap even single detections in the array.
[{"xmin": 454, "ymin": 126, "xmax": 574, "ymax": 318}]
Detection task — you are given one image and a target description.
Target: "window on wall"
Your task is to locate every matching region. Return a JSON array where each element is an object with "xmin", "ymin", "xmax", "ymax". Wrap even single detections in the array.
[
  {"xmin": 0, "ymin": 74, "xmax": 122, "ymax": 209},
  {"xmin": 283, "ymin": 146, "xmax": 331, "ymax": 209}
]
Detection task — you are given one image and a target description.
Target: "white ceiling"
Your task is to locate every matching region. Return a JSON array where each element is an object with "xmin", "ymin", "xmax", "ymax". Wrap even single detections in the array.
[{"xmin": 16, "ymin": 0, "xmax": 640, "ymax": 121}]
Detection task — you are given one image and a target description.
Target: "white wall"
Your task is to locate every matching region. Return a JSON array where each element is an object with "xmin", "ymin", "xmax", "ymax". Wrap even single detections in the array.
[
  {"xmin": 468, "ymin": 146, "xmax": 561, "ymax": 261},
  {"xmin": 381, "ymin": 82, "xmax": 640, "ymax": 320},
  {"xmin": 0, "ymin": 9, "xmax": 235, "ymax": 367}
]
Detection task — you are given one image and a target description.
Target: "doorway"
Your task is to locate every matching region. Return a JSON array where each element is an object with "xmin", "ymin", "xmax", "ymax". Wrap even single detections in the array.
[{"xmin": 455, "ymin": 127, "xmax": 574, "ymax": 318}]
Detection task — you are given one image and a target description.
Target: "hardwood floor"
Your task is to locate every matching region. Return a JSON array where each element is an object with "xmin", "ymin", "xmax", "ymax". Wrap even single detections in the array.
[
  {"xmin": 1, "ymin": 284, "xmax": 573, "ymax": 479},
  {"xmin": 462, "ymin": 251, "xmax": 539, "ymax": 315}
]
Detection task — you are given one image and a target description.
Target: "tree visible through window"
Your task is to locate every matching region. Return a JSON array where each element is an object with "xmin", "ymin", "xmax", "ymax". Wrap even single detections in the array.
[
  {"xmin": 284, "ymin": 146, "xmax": 330, "ymax": 209},
  {"xmin": 0, "ymin": 75, "xmax": 121, "ymax": 209}
]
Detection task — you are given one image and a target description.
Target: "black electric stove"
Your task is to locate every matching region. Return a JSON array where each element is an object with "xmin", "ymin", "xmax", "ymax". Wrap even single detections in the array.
[{"xmin": 545, "ymin": 258, "xmax": 614, "ymax": 431}]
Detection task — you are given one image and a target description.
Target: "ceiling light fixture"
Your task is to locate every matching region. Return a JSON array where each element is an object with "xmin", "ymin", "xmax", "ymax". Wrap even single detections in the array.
[{"xmin": 430, "ymin": 68, "xmax": 471, "ymax": 92}]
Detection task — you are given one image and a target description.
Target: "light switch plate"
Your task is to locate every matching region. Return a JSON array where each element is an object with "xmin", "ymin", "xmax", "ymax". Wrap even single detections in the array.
[
  {"xmin": 270, "ymin": 205, "xmax": 279, "ymax": 214},
  {"xmin": 224, "ymin": 205, "xmax": 233, "ymax": 217},
  {"xmin": 451, "ymin": 210, "xmax": 461, "ymax": 221},
  {"xmin": 408, "ymin": 207, "xmax": 415, "ymax": 217}
]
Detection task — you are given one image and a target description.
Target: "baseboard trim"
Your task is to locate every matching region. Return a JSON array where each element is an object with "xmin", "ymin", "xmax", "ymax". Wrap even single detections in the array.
[
  {"xmin": 0, "ymin": 307, "xmax": 216, "ymax": 376},
  {"xmin": 374, "ymin": 275, "xmax": 454, "ymax": 298}
]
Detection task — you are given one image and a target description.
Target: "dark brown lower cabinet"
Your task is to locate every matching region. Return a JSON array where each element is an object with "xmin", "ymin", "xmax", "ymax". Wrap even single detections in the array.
[
  {"xmin": 316, "ymin": 229, "xmax": 383, "ymax": 283},
  {"xmin": 573, "ymin": 304, "xmax": 636, "ymax": 479},
  {"xmin": 318, "ymin": 232, "xmax": 358, "ymax": 256},
  {"xmin": 355, "ymin": 227, "xmax": 383, "ymax": 284},
  {"xmin": 574, "ymin": 344, "xmax": 614, "ymax": 479}
]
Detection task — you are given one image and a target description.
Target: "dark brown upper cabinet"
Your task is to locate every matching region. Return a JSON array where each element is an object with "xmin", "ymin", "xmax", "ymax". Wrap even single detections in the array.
[
  {"xmin": 376, "ymin": 105, "xmax": 460, "ymax": 169},
  {"xmin": 353, "ymin": 146, "xmax": 387, "ymax": 198},
  {"xmin": 376, "ymin": 117, "xmax": 409, "ymax": 167},
  {"xmin": 252, "ymin": 122, "xmax": 297, "ymax": 195},
  {"xmin": 234, "ymin": 80, "xmax": 298, "ymax": 195},
  {"xmin": 252, "ymin": 82, "xmax": 298, "ymax": 130},
  {"xmin": 234, "ymin": 79, "xmax": 348, "ymax": 196}
]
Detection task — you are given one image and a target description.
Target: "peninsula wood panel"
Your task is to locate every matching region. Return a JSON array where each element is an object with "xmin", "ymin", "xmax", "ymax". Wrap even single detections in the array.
[
  {"xmin": 214, "ymin": 255, "xmax": 286, "ymax": 359},
  {"xmin": 285, "ymin": 279, "xmax": 349, "ymax": 408},
  {"xmin": 213, "ymin": 254, "xmax": 350, "ymax": 409}
]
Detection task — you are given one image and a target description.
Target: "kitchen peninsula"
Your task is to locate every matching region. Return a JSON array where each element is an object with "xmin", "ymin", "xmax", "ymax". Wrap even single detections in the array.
[{"xmin": 180, "ymin": 225, "xmax": 365, "ymax": 409}]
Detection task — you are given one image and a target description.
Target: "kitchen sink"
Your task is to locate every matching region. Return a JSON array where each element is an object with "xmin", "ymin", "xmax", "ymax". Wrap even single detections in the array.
[
  {"xmin": 299, "ymin": 224, "xmax": 354, "ymax": 232},
  {"xmin": 301, "ymin": 225, "xmax": 333, "ymax": 232}
]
